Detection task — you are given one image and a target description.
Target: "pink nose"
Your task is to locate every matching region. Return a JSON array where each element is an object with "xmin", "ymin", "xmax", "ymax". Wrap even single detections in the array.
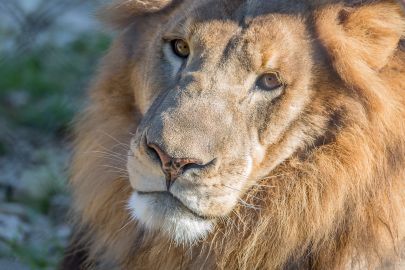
[{"xmin": 147, "ymin": 143, "xmax": 204, "ymax": 190}]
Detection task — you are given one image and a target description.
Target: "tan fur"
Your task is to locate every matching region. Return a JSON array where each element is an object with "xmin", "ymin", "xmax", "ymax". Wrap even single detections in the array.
[{"xmin": 66, "ymin": 0, "xmax": 405, "ymax": 269}]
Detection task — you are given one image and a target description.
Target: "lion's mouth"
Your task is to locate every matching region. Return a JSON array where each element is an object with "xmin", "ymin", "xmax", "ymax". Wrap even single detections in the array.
[
  {"xmin": 136, "ymin": 190, "xmax": 211, "ymax": 220},
  {"xmin": 128, "ymin": 190, "xmax": 215, "ymax": 244}
]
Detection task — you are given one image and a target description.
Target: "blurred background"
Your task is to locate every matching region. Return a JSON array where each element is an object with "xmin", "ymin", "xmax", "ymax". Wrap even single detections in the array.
[{"xmin": 0, "ymin": 0, "xmax": 110, "ymax": 269}]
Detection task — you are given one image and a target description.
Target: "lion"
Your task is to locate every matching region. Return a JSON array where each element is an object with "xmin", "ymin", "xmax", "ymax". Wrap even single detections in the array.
[{"xmin": 62, "ymin": 0, "xmax": 405, "ymax": 269}]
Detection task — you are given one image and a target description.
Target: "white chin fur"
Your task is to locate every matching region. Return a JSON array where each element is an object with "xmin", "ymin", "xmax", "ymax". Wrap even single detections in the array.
[{"xmin": 128, "ymin": 192, "xmax": 214, "ymax": 245}]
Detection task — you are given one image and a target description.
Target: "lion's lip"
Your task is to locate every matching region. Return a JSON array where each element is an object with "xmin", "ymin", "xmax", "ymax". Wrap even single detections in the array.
[{"xmin": 136, "ymin": 190, "xmax": 212, "ymax": 220}]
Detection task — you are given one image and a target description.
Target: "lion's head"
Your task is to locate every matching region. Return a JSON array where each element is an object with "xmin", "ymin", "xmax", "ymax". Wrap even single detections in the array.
[
  {"xmin": 126, "ymin": 0, "xmax": 316, "ymax": 245},
  {"xmin": 65, "ymin": 0, "xmax": 405, "ymax": 269}
]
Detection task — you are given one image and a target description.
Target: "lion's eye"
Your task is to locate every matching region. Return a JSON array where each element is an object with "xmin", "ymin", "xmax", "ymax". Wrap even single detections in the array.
[
  {"xmin": 257, "ymin": 72, "xmax": 283, "ymax": 91},
  {"xmin": 171, "ymin": 39, "xmax": 190, "ymax": 58}
]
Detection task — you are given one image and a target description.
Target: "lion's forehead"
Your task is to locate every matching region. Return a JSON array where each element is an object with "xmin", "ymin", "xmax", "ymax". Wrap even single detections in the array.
[
  {"xmin": 172, "ymin": 13, "xmax": 303, "ymax": 46},
  {"xmin": 162, "ymin": 3, "xmax": 308, "ymax": 74}
]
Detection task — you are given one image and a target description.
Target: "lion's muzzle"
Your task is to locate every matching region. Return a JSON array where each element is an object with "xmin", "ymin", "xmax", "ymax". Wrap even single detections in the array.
[{"xmin": 146, "ymin": 142, "xmax": 214, "ymax": 190}]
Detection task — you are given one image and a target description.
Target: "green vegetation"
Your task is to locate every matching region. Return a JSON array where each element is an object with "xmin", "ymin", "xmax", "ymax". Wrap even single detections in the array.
[
  {"xmin": 0, "ymin": 26, "xmax": 110, "ymax": 270},
  {"xmin": 0, "ymin": 33, "xmax": 110, "ymax": 133}
]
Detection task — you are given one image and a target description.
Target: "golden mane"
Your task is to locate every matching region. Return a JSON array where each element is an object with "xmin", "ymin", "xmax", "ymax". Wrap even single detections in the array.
[{"xmin": 63, "ymin": 1, "xmax": 405, "ymax": 269}]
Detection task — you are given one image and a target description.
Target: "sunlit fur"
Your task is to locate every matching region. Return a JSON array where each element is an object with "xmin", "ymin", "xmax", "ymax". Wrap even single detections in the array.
[{"xmin": 66, "ymin": 0, "xmax": 405, "ymax": 269}]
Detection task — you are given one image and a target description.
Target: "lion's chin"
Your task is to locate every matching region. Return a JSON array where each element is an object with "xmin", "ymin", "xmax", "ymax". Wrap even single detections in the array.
[{"xmin": 128, "ymin": 192, "xmax": 215, "ymax": 245}]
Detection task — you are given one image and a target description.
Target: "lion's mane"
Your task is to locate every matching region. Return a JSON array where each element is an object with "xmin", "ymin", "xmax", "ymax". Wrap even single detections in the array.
[{"xmin": 63, "ymin": 1, "xmax": 405, "ymax": 269}]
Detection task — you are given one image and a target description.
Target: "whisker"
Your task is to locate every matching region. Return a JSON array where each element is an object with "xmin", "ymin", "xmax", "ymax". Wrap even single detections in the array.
[
  {"xmin": 100, "ymin": 165, "xmax": 130, "ymax": 179},
  {"xmin": 88, "ymin": 146, "xmax": 128, "ymax": 157},
  {"xmin": 252, "ymin": 184, "xmax": 276, "ymax": 188},
  {"xmin": 225, "ymin": 214, "xmax": 238, "ymax": 232},
  {"xmin": 99, "ymin": 130, "xmax": 130, "ymax": 150},
  {"xmin": 104, "ymin": 142, "xmax": 133, "ymax": 155},
  {"xmin": 221, "ymin": 184, "xmax": 265, "ymax": 203},
  {"xmin": 117, "ymin": 218, "xmax": 134, "ymax": 233},
  {"xmin": 102, "ymin": 165, "xmax": 129, "ymax": 177},
  {"xmin": 231, "ymin": 209, "xmax": 247, "ymax": 230},
  {"xmin": 98, "ymin": 144, "xmax": 130, "ymax": 157},
  {"xmin": 101, "ymin": 164, "xmax": 128, "ymax": 172},
  {"xmin": 105, "ymin": 170, "xmax": 128, "ymax": 175},
  {"xmin": 104, "ymin": 171, "xmax": 129, "ymax": 178},
  {"xmin": 111, "ymin": 214, "xmax": 135, "ymax": 242},
  {"xmin": 260, "ymin": 173, "xmax": 286, "ymax": 180},
  {"xmin": 238, "ymin": 198, "xmax": 261, "ymax": 210},
  {"xmin": 222, "ymin": 184, "xmax": 242, "ymax": 192},
  {"xmin": 89, "ymin": 150, "xmax": 129, "ymax": 163}
]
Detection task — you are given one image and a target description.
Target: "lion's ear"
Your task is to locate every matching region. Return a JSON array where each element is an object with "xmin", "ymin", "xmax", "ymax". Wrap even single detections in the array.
[
  {"xmin": 316, "ymin": 0, "xmax": 405, "ymax": 70},
  {"xmin": 99, "ymin": 0, "xmax": 179, "ymax": 29},
  {"xmin": 315, "ymin": 0, "xmax": 405, "ymax": 111}
]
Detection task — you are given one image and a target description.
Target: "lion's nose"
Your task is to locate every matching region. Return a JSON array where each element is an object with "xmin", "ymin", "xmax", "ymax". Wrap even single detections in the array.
[{"xmin": 147, "ymin": 143, "xmax": 205, "ymax": 190}]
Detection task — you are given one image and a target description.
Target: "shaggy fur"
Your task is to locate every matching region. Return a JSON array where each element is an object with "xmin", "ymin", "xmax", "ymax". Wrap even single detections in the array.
[{"xmin": 64, "ymin": 0, "xmax": 405, "ymax": 269}]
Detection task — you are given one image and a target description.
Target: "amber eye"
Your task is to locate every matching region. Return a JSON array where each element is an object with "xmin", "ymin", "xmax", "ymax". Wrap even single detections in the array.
[
  {"xmin": 171, "ymin": 39, "xmax": 190, "ymax": 58},
  {"xmin": 257, "ymin": 72, "xmax": 283, "ymax": 91}
]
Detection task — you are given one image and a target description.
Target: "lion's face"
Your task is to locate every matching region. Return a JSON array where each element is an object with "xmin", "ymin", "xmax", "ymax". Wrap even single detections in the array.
[
  {"xmin": 127, "ymin": 1, "xmax": 315, "ymax": 244},
  {"xmin": 67, "ymin": 0, "xmax": 405, "ymax": 267}
]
